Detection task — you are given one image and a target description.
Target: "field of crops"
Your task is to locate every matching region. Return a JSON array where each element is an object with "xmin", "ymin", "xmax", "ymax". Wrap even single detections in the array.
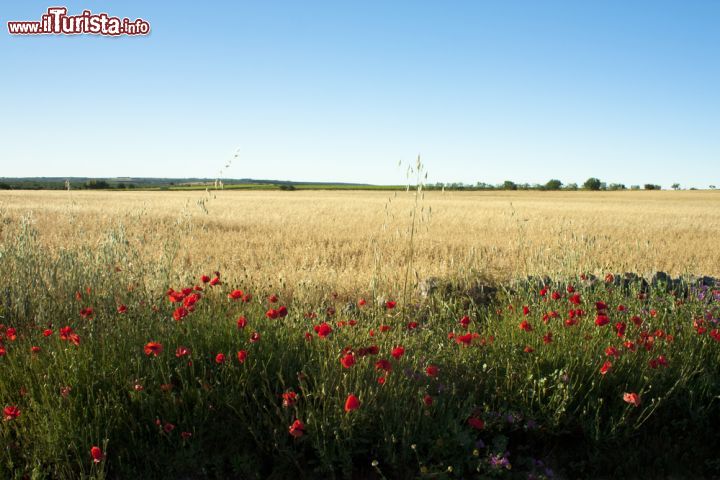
[{"xmin": 0, "ymin": 190, "xmax": 719, "ymax": 479}]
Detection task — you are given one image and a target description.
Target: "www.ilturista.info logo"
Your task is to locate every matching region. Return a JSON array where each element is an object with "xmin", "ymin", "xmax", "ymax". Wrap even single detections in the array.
[{"xmin": 7, "ymin": 7, "xmax": 150, "ymax": 36}]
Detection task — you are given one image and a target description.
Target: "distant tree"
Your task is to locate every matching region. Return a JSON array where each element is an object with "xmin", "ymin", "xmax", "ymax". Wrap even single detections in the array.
[
  {"xmin": 545, "ymin": 179, "xmax": 563, "ymax": 190},
  {"xmin": 630, "ymin": 185, "xmax": 640, "ymax": 190},
  {"xmin": 607, "ymin": 183, "xmax": 626, "ymax": 191},
  {"xmin": 644, "ymin": 184, "xmax": 662, "ymax": 190},
  {"xmin": 710, "ymin": 185, "xmax": 716, "ymax": 189},
  {"xmin": 502, "ymin": 180, "xmax": 517, "ymax": 190},
  {"xmin": 279, "ymin": 184, "xmax": 296, "ymax": 191},
  {"xmin": 583, "ymin": 177, "xmax": 602, "ymax": 191},
  {"xmin": 127, "ymin": 183, "xmax": 136, "ymax": 189},
  {"xmin": 116, "ymin": 183, "xmax": 126, "ymax": 189},
  {"xmin": 565, "ymin": 183, "xmax": 578, "ymax": 191},
  {"xmin": 671, "ymin": 183, "xmax": 680, "ymax": 190},
  {"xmin": 0, "ymin": 182, "xmax": 11, "ymax": 190},
  {"xmin": 84, "ymin": 180, "xmax": 110, "ymax": 189}
]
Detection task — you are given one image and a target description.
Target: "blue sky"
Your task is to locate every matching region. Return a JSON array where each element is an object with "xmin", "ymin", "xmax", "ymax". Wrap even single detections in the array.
[{"xmin": 1, "ymin": 1, "xmax": 718, "ymax": 187}]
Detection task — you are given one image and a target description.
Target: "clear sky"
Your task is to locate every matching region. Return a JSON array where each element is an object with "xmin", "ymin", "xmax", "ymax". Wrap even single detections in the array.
[{"xmin": 1, "ymin": 1, "xmax": 718, "ymax": 187}]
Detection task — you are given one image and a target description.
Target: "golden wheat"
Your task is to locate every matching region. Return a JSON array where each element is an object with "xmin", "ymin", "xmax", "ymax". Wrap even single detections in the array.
[{"xmin": 1, "ymin": 190, "xmax": 718, "ymax": 297}]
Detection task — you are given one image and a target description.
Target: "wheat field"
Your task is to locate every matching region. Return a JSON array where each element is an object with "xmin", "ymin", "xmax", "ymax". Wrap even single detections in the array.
[{"xmin": 0, "ymin": 189, "xmax": 718, "ymax": 296}]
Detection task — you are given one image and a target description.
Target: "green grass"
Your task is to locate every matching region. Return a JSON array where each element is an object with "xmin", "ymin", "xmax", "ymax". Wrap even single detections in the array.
[{"xmin": 1, "ymin": 221, "xmax": 719, "ymax": 479}]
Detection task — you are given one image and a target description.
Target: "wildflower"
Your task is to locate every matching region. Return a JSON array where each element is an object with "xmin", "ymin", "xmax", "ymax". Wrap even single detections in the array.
[
  {"xmin": 543, "ymin": 332, "xmax": 553, "ymax": 344},
  {"xmin": 278, "ymin": 306, "xmax": 288, "ymax": 317},
  {"xmin": 181, "ymin": 431, "xmax": 193, "ymax": 439},
  {"xmin": 456, "ymin": 333, "xmax": 473, "ymax": 346},
  {"xmin": 340, "ymin": 353, "xmax": 356, "ymax": 369},
  {"xmin": 460, "ymin": 316, "xmax": 471, "ymax": 329},
  {"xmin": 163, "ymin": 422, "xmax": 175, "ymax": 433},
  {"xmin": 289, "ymin": 419, "xmax": 305, "ymax": 437},
  {"xmin": 551, "ymin": 291, "xmax": 562, "ymax": 300},
  {"xmin": 265, "ymin": 308, "xmax": 279, "ymax": 319},
  {"xmin": 282, "ymin": 391, "xmax": 298, "ymax": 407},
  {"xmin": 314, "ymin": 322, "xmax": 332, "ymax": 338},
  {"xmin": 468, "ymin": 417, "xmax": 484, "ymax": 430},
  {"xmin": 237, "ymin": 350, "xmax": 248, "ymax": 363},
  {"xmin": 595, "ymin": 314, "xmax": 610, "ymax": 327},
  {"xmin": 615, "ymin": 322, "xmax": 626, "ymax": 337},
  {"xmin": 605, "ymin": 346, "xmax": 620, "ymax": 358},
  {"xmin": 375, "ymin": 359, "xmax": 392, "ymax": 372},
  {"xmin": 237, "ymin": 316, "xmax": 248, "ymax": 329},
  {"xmin": 385, "ymin": 301, "xmax": 396, "ymax": 309},
  {"xmin": 623, "ymin": 392, "xmax": 641, "ymax": 407},
  {"xmin": 201, "ymin": 275, "xmax": 211, "ymax": 283},
  {"xmin": 379, "ymin": 325, "xmax": 391, "ymax": 333},
  {"xmin": 43, "ymin": 329, "xmax": 53, "ymax": 337},
  {"xmin": 522, "ymin": 306, "xmax": 531, "ymax": 316},
  {"xmin": 90, "ymin": 446, "xmax": 104, "ymax": 463},
  {"xmin": 209, "ymin": 276, "xmax": 221, "ymax": 286},
  {"xmin": 519, "ymin": 320, "xmax": 532, "ymax": 332},
  {"xmin": 215, "ymin": 353, "xmax": 226, "ymax": 364},
  {"xmin": 377, "ymin": 376, "xmax": 386, "ymax": 385},
  {"xmin": 344, "ymin": 394, "xmax": 360, "ymax": 412},
  {"xmin": 173, "ymin": 307, "xmax": 188, "ymax": 321},
  {"xmin": 423, "ymin": 395, "xmax": 433, "ymax": 406},
  {"xmin": 426, "ymin": 364, "xmax": 439, "ymax": 377},
  {"xmin": 268, "ymin": 294, "xmax": 279, "ymax": 303},
  {"xmin": 31, "ymin": 346, "xmax": 41, "ymax": 354},
  {"xmin": 358, "ymin": 298, "xmax": 367, "ymax": 307},
  {"xmin": 175, "ymin": 346, "xmax": 190, "ymax": 358},
  {"xmin": 524, "ymin": 345, "xmax": 534, "ymax": 353},
  {"xmin": 600, "ymin": 361, "xmax": 612, "ymax": 375},
  {"xmin": 391, "ymin": 346, "xmax": 405, "ymax": 360},
  {"xmin": 80, "ymin": 307, "xmax": 93, "ymax": 319},
  {"xmin": 144, "ymin": 342, "xmax": 163, "ymax": 357},
  {"xmin": 249, "ymin": 332, "xmax": 260, "ymax": 343},
  {"xmin": 3, "ymin": 406, "xmax": 20, "ymax": 421}
]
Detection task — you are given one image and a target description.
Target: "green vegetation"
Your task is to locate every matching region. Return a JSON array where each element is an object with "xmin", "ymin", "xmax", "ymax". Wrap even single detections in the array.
[{"xmin": 1, "ymin": 219, "xmax": 719, "ymax": 479}]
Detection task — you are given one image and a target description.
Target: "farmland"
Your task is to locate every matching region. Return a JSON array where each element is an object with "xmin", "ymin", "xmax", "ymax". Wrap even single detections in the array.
[{"xmin": 0, "ymin": 190, "xmax": 719, "ymax": 478}]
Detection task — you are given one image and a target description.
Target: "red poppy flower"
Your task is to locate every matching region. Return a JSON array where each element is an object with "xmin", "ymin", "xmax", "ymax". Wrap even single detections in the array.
[
  {"xmin": 358, "ymin": 298, "xmax": 367, "ymax": 307},
  {"xmin": 407, "ymin": 321, "xmax": 418, "ymax": 330},
  {"xmin": 278, "ymin": 306, "xmax": 288, "ymax": 318},
  {"xmin": 456, "ymin": 333, "xmax": 473, "ymax": 346},
  {"xmin": 314, "ymin": 322, "xmax": 332, "ymax": 338},
  {"xmin": 209, "ymin": 276, "xmax": 221, "ymax": 286},
  {"xmin": 201, "ymin": 275, "xmax": 211, "ymax": 283},
  {"xmin": 282, "ymin": 391, "xmax": 298, "ymax": 407},
  {"xmin": 289, "ymin": 419, "xmax": 305, "ymax": 437},
  {"xmin": 551, "ymin": 291, "xmax": 562, "ymax": 300},
  {"xmin": 623, "ymin": 392, "xmax": 641, "ymax": 407},
  {"xmin": 175, "ymin": 346, "xmax": 190, "ymax": 358},
  {"xmin": 117, "ymin": 304, "xmax": 127, "ymax": 314},
  {"xmin": 425, "ymin": 364, "xmax": 439, "ymax": 377},
  {"xmin": 385, "ymin": 301, "xmax": 396, "ymax": 309},
  {"xmin": 540, "ymin": 287, "xmax": 548, "ymax": 297},
  {"xmin": 228, "ymin": 289, "xmax": 244, "ymax": 300},
  {"xmin": 234, "ymin": 316, "xmax": 248, "ymax": 330},
  {"xmin": 3, "ymin": 405, "xmax": 20, "ymax": 421},
  {"xmin": 391, "ymin": 346, "xmax": 405, "ymax": 360},
  {"xmin": 615, "ymin": 322, "xmax": 626, "ymax": 337},
  {"xmin": 423, "ymin": 395, "xmax": 434, "ymax": 406},
  {"xmin": 90, "ymin": 445, "xmax": 104, "ymax": 463},
  {"xmin": 460, "ymin": 316, "xmax": 471, "ymax": 328},
  {"xmin": 522, "ymin": 306, "xmax": 531, "ymax": 316},
  {"xmin": 344, "ymin": 394, "xmax": 360, "ymax": 412},
  {"xmin": 43, "ymin": 329, "xmax": 53, "ymax": 337},
  {"xmin": 0, "ymin": 347, "xmax": 6, "ymax": 356},
  {"xmin": 379, "ymin": 325, "xmax": 391, "ymax": 333},
  {"xmin": 595, "ymin": 315, "xmax": 610, "ymax": 327},
  {"xmin": 79, "ymin": 307, "xmax": 93, "ymax": 319},
  {"xmin": 249, "ymin": 332, "xmax": 260, "ymax": 343},
  {"xmin": 375, "ymin": 359, "xmax": 392, "ymax": 372},
  {"xmin": 524, "ymin": 345, "xmax": 534, "ymax": 353},
  {"xmin": 519, "ymin": 320, "xmax": 532, "ymax": 332},
  {"xmin": 68, "ymin": 333, "xmax": 81, "ymax": 346},
  {"xmin": 605, "ymin": 346, "xmax": 620, "ymax": 358},
  {"xmin": 237, "ymin": 350, "xmax": 248, "ymax": 363},
  {"xmin": 468, "ymin": 417, "xmax": 485, "ymax": 430},
  {"xmin": 173, "ymin": 307, "xmax": 188, "ymax": 321},
  {"xmin": 595, "ymin": 301, "xmax": 608, "ymax": 311},
  {"xmin": 567, "ymin": 285, "xmax": 575, "ymax": 293},
  {"xmin": 543, "ymin": 332, "xmax": 553, "ymax": 344},
  {"xmin": 600, "ymin": 360, "xmax": 612, "ymax": 375},
  {"xmin": 268, "ymin": 294, "xmax": 279, "ymax": 303},
  {"xmin": 377, "ymin": 376, "xmax": 386, "ymax": 385},
  {"xmin": 31, "ymin": 346, "xmax": 41, "ymax": 354},
  {"xmin": 266, "ymin": 309, "xmax": 279, "ymax": 319},
  {"xmin": 144, "ymin": 342, "xmax": 163, "ymax": 357},
  {"xmin": 181, "ymin": 431, "xmax": 192, "ymax": 440},
  {"xmin": 569, "ymin": 293, "xmax": 581, "ymax": 305},
  {"xmin": 215, "ymin": 353, "xmax": 226, "ymax": 364},
  {"xmin": 163, "ymin": 422, "xmax": 175, "ymax": 433},
  {"xmin": 631, "ymin": 315, "xmax": 643, "ymax": 326},
  {"xmin": 340, "ymin": 353, "xmax": 356, "ymax": 369}
]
